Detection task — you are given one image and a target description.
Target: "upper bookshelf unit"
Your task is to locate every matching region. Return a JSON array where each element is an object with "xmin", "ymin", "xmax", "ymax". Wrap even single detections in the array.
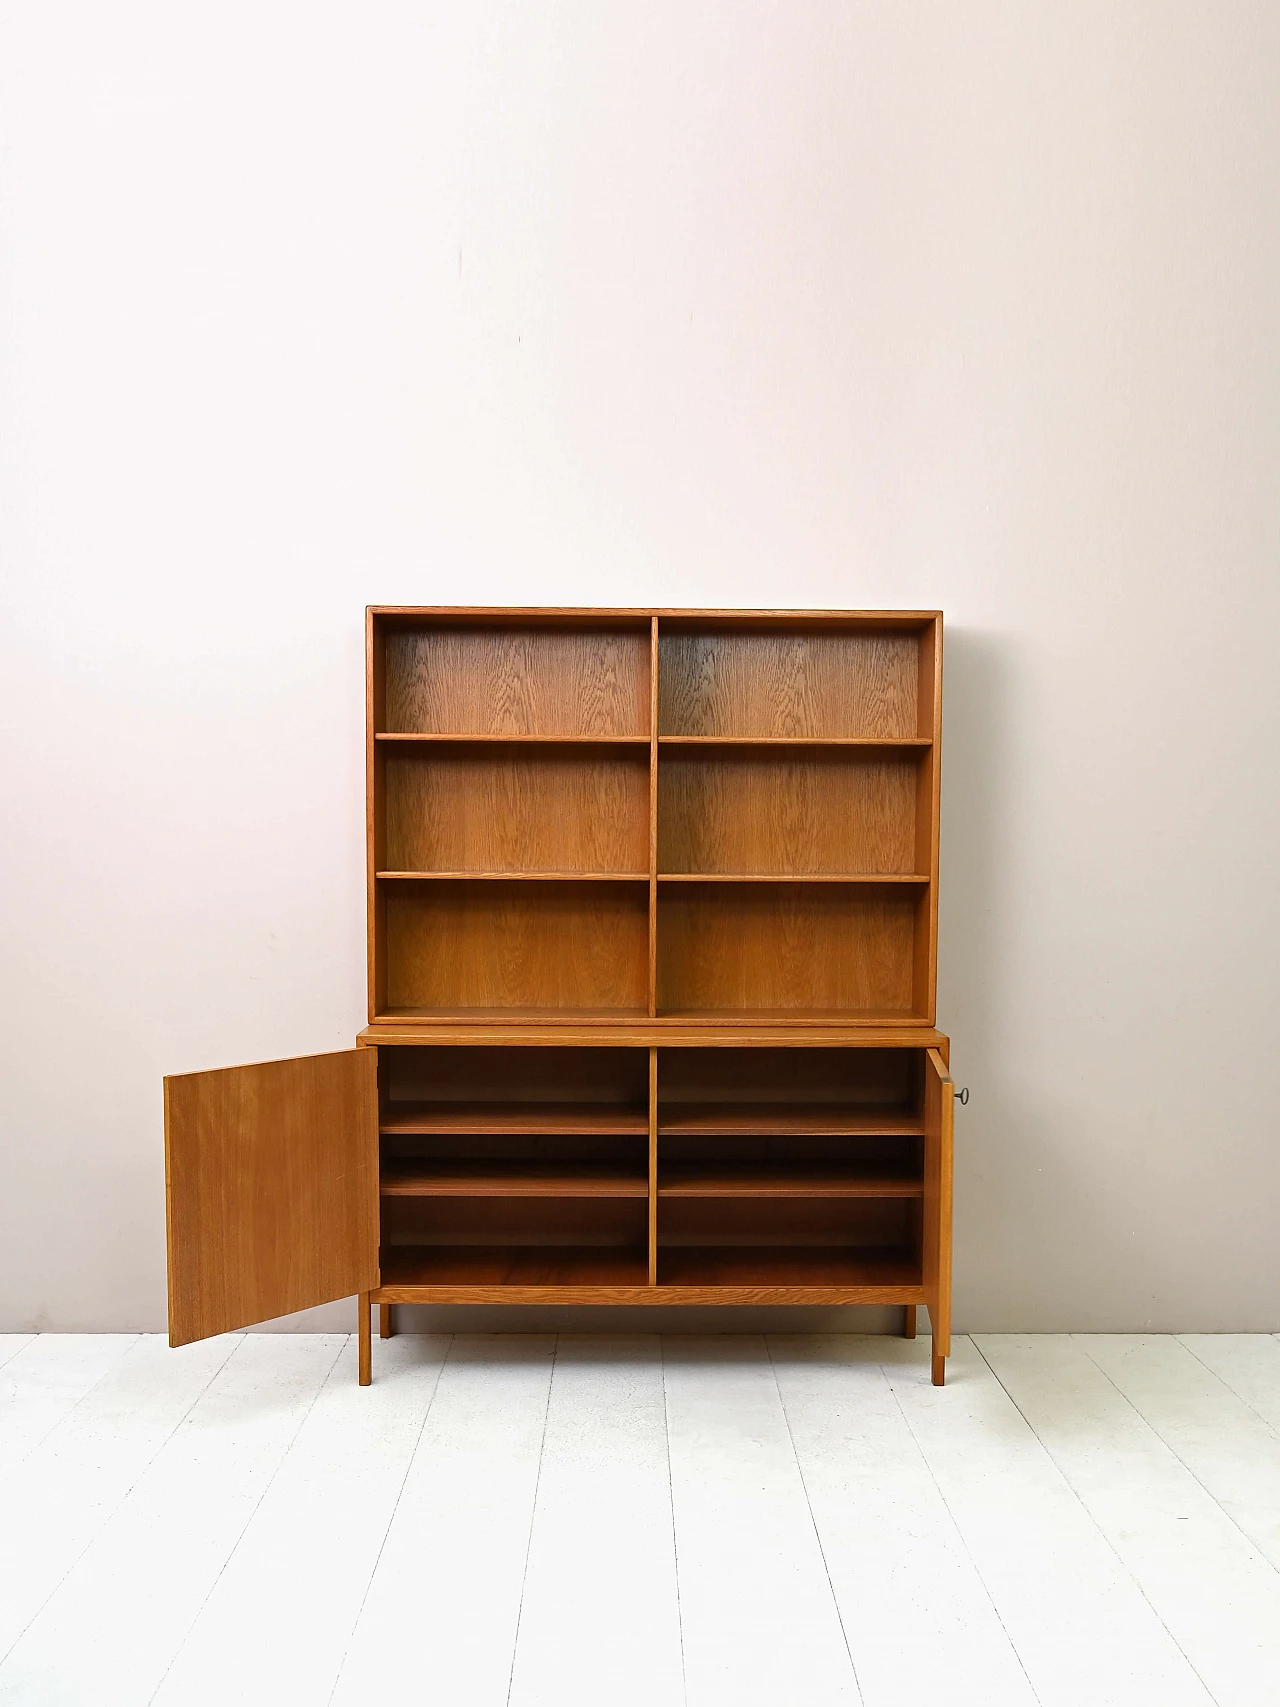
[{"xmin": 367, "ymin": 609, "xmax": 942, "ymax": 1025}]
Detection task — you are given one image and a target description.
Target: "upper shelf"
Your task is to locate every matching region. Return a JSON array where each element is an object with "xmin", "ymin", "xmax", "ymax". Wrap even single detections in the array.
[
  {"xmin": 375, "ymin": 732, "xmax": 650, "ymax": 746},
  {"xmin": 656, "ymin": 736, "xmax": 931, "ymax": 748}
]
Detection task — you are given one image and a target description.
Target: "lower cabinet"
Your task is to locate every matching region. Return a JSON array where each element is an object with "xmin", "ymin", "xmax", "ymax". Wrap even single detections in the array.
[{"xmin": 164, "ymin": 1033, "xmax": 953, "ymax": 1386}]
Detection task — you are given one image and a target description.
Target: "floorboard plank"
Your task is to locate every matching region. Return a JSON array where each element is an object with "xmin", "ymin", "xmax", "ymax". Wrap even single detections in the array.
[
  {"xmin": 0, "ymin": 1333, "xmax": 238, "ymax": 1672},
  {"xmin": 769, "ymin": 1335, "xmax": 1037, "ymax": 1706},
  {"xmin": 1178, "ymin": 1334, "xmax": 1280, "ymax": 1435},
  {"xmin": 663, "ymin": 1336, "xmax": 860, "ymax": 1707},
  {"xmin": 329, "ymin": 1335, "xmax": 555, "ymax": 1707},
  {"xmin": 1080, "ymin": 1335, "xmax": 1280, "ymax": 1570},
  {"xmin": 507, "ymin": 1337, "xmax": 684, "ymax": 1707},
  {"xmin": 152, "ymin": 1335, "xmax": 453, "ymax": 1707},
  {"xmin": 0, "ymin": 1338, "xmax": 34, "ymax": 1375},
  {"xmin": 0, "ymin": 1334, "xmax": 140, "ymax": 1472},
  {"xmin": 885, "ymin": 1337, "xmax": 1213, "ymax": 1707},
  {"xmin": 0, "ymin": 1335, "xmax": 343, "ymax": 1706},
  {"xmin": 978, "ymin": 1333, "xmax": 1280, "ymax": 1707}
]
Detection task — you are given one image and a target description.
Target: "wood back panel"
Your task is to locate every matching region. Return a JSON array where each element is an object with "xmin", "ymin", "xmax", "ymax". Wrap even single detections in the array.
[
  {"xmin": 383, "ymin": 747, "xmax": 648, "ymax": 874},
  {"xmin": 658, "ymin": 629, "xmax": 922, "ymax": 738},
  {"xmin": 656, "ymin": 883, "xmax": 921, "ymax": 1015},
  {"xmin": 384, "ymin": 627, "xmax": 650, "ymax": 736},
  {"xmin": 383, "ymin": 880, "xmax": 648, "ymax": 1013},
  {"xmin": 164, "ymin": 1049, "xmax": 377, "ymax": 1345},
  {"xmin": 657, "ymin": 747, "xmax": 921, "ymax": 875}
]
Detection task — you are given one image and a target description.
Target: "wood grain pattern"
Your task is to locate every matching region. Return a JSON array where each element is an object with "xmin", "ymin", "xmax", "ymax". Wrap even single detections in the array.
[
  {"xmin": 383, "ymin": 879, "xmax": 649, "ymax": 1013},
  {"xmin": 378, "ymin": 1245, "xmax": 649, "ymax": 1287},
  {"xmin": 658, "ymin": 1165, "xmax": 922, "ymax": 1198},
  {"xmin": 358, "ymin": 1291, "xmax": 371, "ymax": 1384},
  {"xmin": 649, "ymin": 618, "xmax": 660, "ymax": 1017},
  {"xmin": 656, "ymin": 1247, "xmax": 920, "ymax": 1287},
  {"xmin": 658, "ymin": 1195, "xmax": 911, "ymax": 1247},
  {"xmin": 164, "ymin": 1050, "xmax": 378, "ymax": 1346},
  {"xmin": 369, "ymin": 1281, "xmax": 926, "ymax": 1305},
  {"xmin": 657, "ymin": 1104, "xmax": 922, "ymax": 1136},
  {"xmin": 383, "ymin": 747, "xmax": 648, "ymax": 874},
  {"xmin": 380, "ymin": 1162, "xmax": 647, "ymax": 1197},
  {"xmin": 379, "ymin": 1043, "xmax": 649, "ymax": 1107},
  {"xmin": 923, "ymin": 1045, "xmax": 954, "ymax": 1385},
  {"xmin": 384, "ymin": 627, "xmax": 650, "ymax": 736},
  {"xmin": 658, "ymin": 748, "xmax": 922, "ymax": 875},
  {"xmin": 651, "ymin": 1044, "xmax": 662, "ymax": 1283},
  {"xmin": 359, "ymin": 1023, "xmax": 949, "ymax": 1047},
  {"xmin": 656, "ymin": 883, "xmax": 921, "ymax": 1015},
  {"xmin": 380, "ymin": 1102, "xmax": 647, "ymax": 1135},
  {"xmin": 658, "ymin": 630, "xmax": 921, "ymax": 738}
]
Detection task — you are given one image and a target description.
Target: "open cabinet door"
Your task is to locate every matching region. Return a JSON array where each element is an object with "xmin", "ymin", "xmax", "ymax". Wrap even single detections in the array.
[
  {"xmin": 922, "ymin": 1046, "xmax": 954, "ymax": 1385},
  {"xmin": 164, "ymin": 1049, "xmax": 378, "ymax": 1346}
]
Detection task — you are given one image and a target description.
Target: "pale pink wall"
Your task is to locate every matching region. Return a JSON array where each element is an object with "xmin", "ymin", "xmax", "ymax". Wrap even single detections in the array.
[{"xmin": 1, "ymin": 3, "xmax": 1277, "ymax": 1330}]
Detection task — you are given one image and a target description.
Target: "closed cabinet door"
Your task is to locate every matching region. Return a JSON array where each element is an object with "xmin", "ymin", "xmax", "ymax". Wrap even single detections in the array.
[{"xmin": 164, "ymin": 1049, "xmax": 379, "ymax": 1346}]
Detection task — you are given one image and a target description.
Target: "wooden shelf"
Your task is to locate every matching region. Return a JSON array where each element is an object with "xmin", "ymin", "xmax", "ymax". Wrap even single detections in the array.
[
  {"xmin": 659, "ymin": 1165, "xmax": 922, "ymax": 1198},
  {"xmin": 657, "ymin": 873, "xmax": 929, "ymax": 884},
  {"xmin": 376, "ymin": 732, "xmax": 650, "ymax": 746},
  {"xmin": 376, "ymin": 1005, "xmax": 652, "ymax": 1024},
  {"xmin": 657, "ymin": 736, "xmax": 931, "ymax": 747},
  {"xmin": 377, "ymin": 871, "xmax": 649, "ymax": 882},
  {"xmin": 654, "ymin": 1008, "xmax": 932, "ymax": 1025},
  {"xmin": 381, "ymin": 1162, "xmax": 647, "ymax": 1197},
  {"xmin": 381, "ymin": 1102, "xmax": 648, "ymax": 1136},
  {"xmin": 657, "ymin": 1246, "xmax": 921, "ymax": 1287},
  {"xmin": 378, "ymin": 1245, "xmax": 650, "ymax": 1287},
  {"xmin": 658, "ymin": 1101, "xmax": 922, "ymax": 1135}
]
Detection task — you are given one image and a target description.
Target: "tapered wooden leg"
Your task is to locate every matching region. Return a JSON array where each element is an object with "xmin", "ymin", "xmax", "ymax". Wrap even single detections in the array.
[
  {"xmin": 903, "ymin": 1305, "xmax": 916, "ymax": 1340},
  {"xmin": 931, "ymin": 1348, "xmax": 946, "ymax": 1386},
  {"xmin": 358, "ymin": 1292, "xmax": 372, "ymax": 1385},
  {"xmin": 379, "ymin": 1304, "xmax": 395, "ymax": 1339}
]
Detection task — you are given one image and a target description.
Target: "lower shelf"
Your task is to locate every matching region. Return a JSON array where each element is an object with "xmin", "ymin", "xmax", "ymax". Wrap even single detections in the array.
[
  {"xmin": 378, "ymin": 1245, "xmax": 648, "ymax": 1287},
  {"xmin": 372, "ymin": 1244, "xmax": 923, "ymax": 1305},
  {"xmin": 657, "ymin": 1245, "xmax": 920, "ymax": 1286}
]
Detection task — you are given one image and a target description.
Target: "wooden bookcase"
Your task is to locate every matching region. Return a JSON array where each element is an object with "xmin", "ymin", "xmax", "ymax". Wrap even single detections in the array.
[{"xmin": 163, "ymin": 609, "xmax": 954, "ymax": 1384}]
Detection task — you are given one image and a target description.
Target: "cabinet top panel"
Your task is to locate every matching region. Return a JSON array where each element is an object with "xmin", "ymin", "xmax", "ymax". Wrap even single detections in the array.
[{"xmin": 369, "ymin": 606, "xmax": 941, "ymax": 630}]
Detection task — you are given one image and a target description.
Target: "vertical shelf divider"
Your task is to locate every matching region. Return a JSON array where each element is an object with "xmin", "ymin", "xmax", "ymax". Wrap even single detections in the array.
[
  {"xmin": 648, "ymin": 616, "xmax": 660, "ymax": 1016},
  {"xmin": 648, "ymin": 1047, "xmax": 659, "ymax": 1285}
]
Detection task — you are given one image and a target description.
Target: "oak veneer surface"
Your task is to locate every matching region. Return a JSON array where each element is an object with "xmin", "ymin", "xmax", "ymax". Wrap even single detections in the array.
[
  {"xmin": 923, "ymin": 1047, "xmax": 954, "ymax": 1367},
  {"xmin": 383, "ymin": 746, "xmax": 649, "ymax": 875},
  {"xmin": 384, "ymin": 627, "xmax": 650, "ymax": 736},
  {"xmin": 657, "ymin": 882, "xmax": 919, "ymax": 1014},
  {"xmin": 658, "ymin": 1164, "xmax": 922, "ymax": 1197},
  {"xmin": 656, "ymin": 1246, "xmax": 919, "ymax": 1287},
  {"xmin": 658, "ymin": 1194, "xmax": 911, "ymax": 1247},
  {"xmin": 384, "ymin": 879, "xmax": 648, "ymax": 1012},
  {"xmin": 164, "ymin": 1050, "xmax": 377, "ymax": 1345},
  {"xmin": 380, "ymin": 1161, "xmax": 647, "ymax": 1197},
  {"xmin": 380, "ymin": 1102, "xmax": 648, "ymax": 1135},
  {"xmin": 657, "ymin": 630, "xmax": 922, "ymax": 738},
  {"xmin": 359, "ymin": 1024, "xmax": 950, "ymax": 1051},
  {"xmin": 379, "ymin": 1043, "xmax": 649, "ymax": 1105},
  {"xmin": 657, "ymin": 1043, "xmax": 919, "ymax": 1107},
  {"xmin": 379, "ymin": 1244, "xmax": 649, "ymax": 1287},
  {"xmin": 657, "ymin": 1103, "xmax": 922, "ymax": 1135},
  {"xmin": 657, "ymin": 747, "xmax": 921, "ymax": 875}
]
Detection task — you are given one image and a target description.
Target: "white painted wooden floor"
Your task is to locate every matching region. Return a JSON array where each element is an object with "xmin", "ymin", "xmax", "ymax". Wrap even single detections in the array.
[{"xmin": 1, "ymin": 1333, "xmax": 1279, "ymax": 1706}]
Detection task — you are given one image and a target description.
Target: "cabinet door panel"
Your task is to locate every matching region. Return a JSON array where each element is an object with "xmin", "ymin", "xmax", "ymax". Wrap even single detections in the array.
[
  {"xmin": 922, "ymin": 1046, "xmax": 953, "ymax": 1356},
  {"xmin": 164, "ymin": 1049, "xmax": 378, "ymax": 1346}
]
